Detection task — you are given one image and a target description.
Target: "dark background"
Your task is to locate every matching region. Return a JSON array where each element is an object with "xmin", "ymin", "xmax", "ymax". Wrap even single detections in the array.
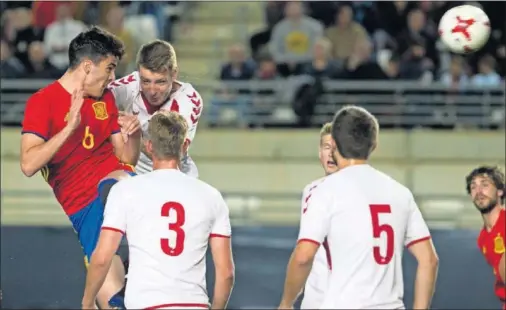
[{"xmin": 0, "ymin": 226, "xmax": 501, "ymax": 309}]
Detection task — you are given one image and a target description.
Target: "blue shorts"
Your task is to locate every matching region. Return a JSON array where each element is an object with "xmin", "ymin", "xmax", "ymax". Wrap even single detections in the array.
[{"xmin": 69, "ymin": 171, "xmax": 136, "ymax": 265}]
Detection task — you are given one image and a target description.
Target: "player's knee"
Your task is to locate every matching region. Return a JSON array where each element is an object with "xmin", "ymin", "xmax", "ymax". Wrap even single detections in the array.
[{"xmin": 98, "ymin": 179, "xmax": 118, "ymax": 206}]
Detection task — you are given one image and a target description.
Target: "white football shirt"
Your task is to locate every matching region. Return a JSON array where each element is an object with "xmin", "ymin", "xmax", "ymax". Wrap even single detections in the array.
[
  {"xmin": 300, "ymin": 177, "xmax": 330, "ymax": 309},
  {"xmin": 299, "ymin": 164, "xmax": 430, "ymax": 309},
  {"xmin": 102, "ymin": 169, "xmax": 231, "ymax": 309},
  {"xmin": 108, "ymin": 72, "xmax": 204, "ymax": 177}
]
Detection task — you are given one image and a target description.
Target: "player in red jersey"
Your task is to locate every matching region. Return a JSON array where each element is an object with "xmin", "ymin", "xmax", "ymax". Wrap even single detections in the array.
[
  {"xmin": 466, "ymin": 166, "xmax": 506, "ymax": 309},
  {"xmin": 20, "ymin": 26, "xmax": 141, "ymax": 309}
]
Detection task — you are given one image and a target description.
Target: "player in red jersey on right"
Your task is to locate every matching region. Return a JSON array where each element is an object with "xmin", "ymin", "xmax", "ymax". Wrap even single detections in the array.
[
  {"xmin": 466, "ymin": 166, "xmax": 506, "ymax": 309},
  {"xmin": 20, "ymin": 26, "xmax": 141, "ymax": 309}
]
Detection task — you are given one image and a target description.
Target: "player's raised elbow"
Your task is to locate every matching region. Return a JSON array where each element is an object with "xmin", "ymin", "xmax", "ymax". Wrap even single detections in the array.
[{"xmin": 20, "ymin": 160, "xmax": 38, "ymax": 177}]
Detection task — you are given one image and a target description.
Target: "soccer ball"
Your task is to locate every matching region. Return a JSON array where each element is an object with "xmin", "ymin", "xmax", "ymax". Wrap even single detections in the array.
[{"xmin": 438, "ymin": 5, "xmax": 491, "ymax": 54}]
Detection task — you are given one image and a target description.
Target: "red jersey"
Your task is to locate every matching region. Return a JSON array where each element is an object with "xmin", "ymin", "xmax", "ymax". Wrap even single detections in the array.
[
  {"xmin": 22, "ymin": 81, "xmax": 133, "ymax": 216},
  {"xmin": 477, "ymin": 208, "xmax": 506, "ymax": 305}
]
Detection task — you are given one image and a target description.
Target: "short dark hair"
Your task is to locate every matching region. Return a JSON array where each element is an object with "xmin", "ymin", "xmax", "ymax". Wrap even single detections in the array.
[
  {"xmin": 331, "ymin": 105, "xmax": 378, "ymax": 160},
  {"xmin": 465, "ymin": 166, "xmax": 505, "ymax": 203},
  {"xmin": 68, "ymin": 26, "xmax": 125, "ymax": 69},
  {"xmin": 137, "ymin": 40, "xmax": 177, "ymax": 73}
]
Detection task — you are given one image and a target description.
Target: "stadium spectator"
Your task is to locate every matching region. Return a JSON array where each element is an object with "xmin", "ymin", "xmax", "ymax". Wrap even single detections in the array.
[
  {"xmin": 269, "ymin": 1, "xmax": 324, "ymax": 77},
  {"xmin": 396, "ymin": 8, "xmax": 438, "ymax": 70},
  {"xmin": 1, "ymin": 40, "xmax": 25, "ymax": 78},
  {"xmin": 1, "ymin": 10, "xmax": 17, "ymax": 47},
  {"xmin": 32, "ymin": 1, "xmax": 71, "ymax": 29},
  {"xmin": 339, "ymin": 39, "xmax": 397, "ymax": 80},
  {"xmin": 306, "ymin": 2, "xmax": 339, "ymax": 28},
  {"xmin": 21, "ymin": 41, "xmax": 61, "ymax": 79},
  {"xmin": 302, "ymin": 37, "xmax": 341, "ymax": 79},
  {"xmin": 376, "ymin": 1, "xmax": 410, "ymax": 39},
  {"xmin": 250, "ymin": 1, "xmax": 285, "ymax": 60},
  {"xmin": 471, "ymin": 55, "xmax": 502, "ymax": 87},
  {"xmin": 208, "ymin": 44, "xmax": 255, "ymax": 127},
  {"xmin": 399, "ymin": 40, "xmax": 434, "ymax": 81},
  {"xmin": 103, "ymin": 5, "xmax": 136, "ymax": 76},
  {"xmin": 440, "ymin": 55, "xmax": 470, "ymax": 90},
  {"xmin": 325, "ymin": 4, "xmax": 368, "ymax": 62},
  {"xmin": 12, "ymin": 7, "xmax": 44, "ymax": 70},
  {"xmin": 43, "ymin": 3, "xmax": 87, "ymax": 70}
]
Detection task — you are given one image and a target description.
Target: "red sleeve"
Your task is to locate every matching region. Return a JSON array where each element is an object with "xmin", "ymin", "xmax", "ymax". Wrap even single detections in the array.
[
  {"xmin": 22, "ymin": 93, "xmax": 51, "ymax": 141},
  {"xmin": 104, "ymin": 90, "xmax": 121, "ymax": 135}
]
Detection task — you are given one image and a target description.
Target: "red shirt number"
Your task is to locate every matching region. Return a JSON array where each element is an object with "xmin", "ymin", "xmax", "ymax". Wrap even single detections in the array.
[
  {"xmin": 370, "ymin": 204, "xmax": 395, "ymax": 265},
  {"xmin": 160, "ymin": 201, "xmax": 186, "ymax": 256}
]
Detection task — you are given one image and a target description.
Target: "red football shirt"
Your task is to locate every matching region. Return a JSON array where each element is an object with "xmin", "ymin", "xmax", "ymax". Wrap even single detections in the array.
[
  {"xmin": 477, "ymin": 208, "xmax": 506, "ymax": 305},
  {"xmin": 22, "ymin": 81, "xmax": 133, "ymax": 216}
]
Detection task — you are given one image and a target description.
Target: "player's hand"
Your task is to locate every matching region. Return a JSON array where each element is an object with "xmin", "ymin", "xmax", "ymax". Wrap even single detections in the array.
[
  {"xmin": 278, "ymin": 304, "xmax": 293, "ymax": 310},
  {"xmin": 118, "ymin": 112, "xmax": 141, "ymax": 137},
  {"xmin": 66, "ymin": 87, "xmax": 85, "ymax": 132}
]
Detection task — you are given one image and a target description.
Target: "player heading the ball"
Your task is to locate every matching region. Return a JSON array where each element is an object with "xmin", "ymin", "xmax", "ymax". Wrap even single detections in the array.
[{"xmin": 21, "ymin": 26, "xmax": 142, "ymax": 309}]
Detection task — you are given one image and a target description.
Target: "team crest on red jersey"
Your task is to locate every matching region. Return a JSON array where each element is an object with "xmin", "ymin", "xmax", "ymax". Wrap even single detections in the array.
[
  {"xmin": 92, "ymin": 101, "xmax": 108, "ymax": 120},
  {"xmin": 494, "ymin": 234, "xmax": 505, "ymax": 254}
]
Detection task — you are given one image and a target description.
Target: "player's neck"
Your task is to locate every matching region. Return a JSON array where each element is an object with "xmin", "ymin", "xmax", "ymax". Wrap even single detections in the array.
[
  {"xmin": 152, "ymin": 158, "xmax": 180, "ymax": 171},
  {"xmin": 337, "ymin": 159, "xmax": 368, "ymax": 170},
  {"xmin": 482, "ymin": 204, "xmax": 504, "ymax": 231},
  {"xmin": 59, "ymin": 71, "xmax": 85, "ymax": 95}
]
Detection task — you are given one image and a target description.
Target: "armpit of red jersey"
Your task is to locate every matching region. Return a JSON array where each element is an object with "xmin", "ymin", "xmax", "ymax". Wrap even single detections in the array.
[{"xmin": 22, "ymin": 93, "xmax": 50, "ymax": 141}]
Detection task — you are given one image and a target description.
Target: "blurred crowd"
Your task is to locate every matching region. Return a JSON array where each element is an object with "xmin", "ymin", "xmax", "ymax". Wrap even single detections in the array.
[
  {"xmin": 1, "ymin": 1, "xmax": 181, "ymax": 79},
  {"xmin": 219, "ymin": 1, "xmax": 505, "ymax": 83},
  {"xmin": 211, "ymin": 1, "xmax": 505, "ymax": 126}
]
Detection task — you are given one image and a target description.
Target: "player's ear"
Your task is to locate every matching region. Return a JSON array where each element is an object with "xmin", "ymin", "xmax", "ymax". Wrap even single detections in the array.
[
  {"xmin": 182, "ymin": 139, "xmax": 190, "ymax": 155},
  {"xmin": 83, "ymin": 59, "xmax": 92, "ymax": 75},
  {"xmin": 498, "ymin": 189, "xmax": 504, "ymax": 200},
  {"xmin": 145, "ymin": 139, "xmax": 153, "ymax": 156},
  {"xmin": 171, "ymin": 67, "xmax": 178, "ymax": 81}
]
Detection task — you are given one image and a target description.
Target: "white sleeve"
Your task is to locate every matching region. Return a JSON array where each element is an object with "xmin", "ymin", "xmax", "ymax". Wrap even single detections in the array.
[
  {"xmin": 102, "ymin": 183, "xmax": 128, "ymax": 234},
  {"xmin": 298, "ymin": 186, "xmax": 332, "ymax": 245},
  {"xmin": 404, "ymin": 194, "xmax": 431, "ymax": 247},
  {"xmin": 185, "ymin": 91, "xmax": 203, "ymax": 143},
  {"xmin": 210, "ymin": 191, "xmax": 232, "ymax": 238},
  {"xmin": 108, "ymin": 73, "xmax": 137, "ymax": 112},
  {"xmin": 300, "ymin": 184, "xmax": 311, "ymax": 215}
]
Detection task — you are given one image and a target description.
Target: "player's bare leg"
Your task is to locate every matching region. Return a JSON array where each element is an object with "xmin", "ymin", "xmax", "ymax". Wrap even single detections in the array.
[
  {"xmin": 95, "ymin": 255, "xmax": 126, "ymax": 309},
  {"xmin": 95, "ymin": 170, "xmax": 135, "ymax": 308}
]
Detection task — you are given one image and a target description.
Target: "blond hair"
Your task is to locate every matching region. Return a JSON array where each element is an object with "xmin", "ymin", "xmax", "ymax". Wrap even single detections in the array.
[
  {"xmin": 137, "ymin": 39, "xmax": 177, "ymax": 73},
  {"xmin": 320, "ymin": 122, "xmax": 332, "ymax": 137},
  {"xmin": 319, "ymin": 122, "xmax": 332, "ymax": 144},
  {"xmin": 147, "ymin": 111, "xmax": 187, "ymax": 160}
]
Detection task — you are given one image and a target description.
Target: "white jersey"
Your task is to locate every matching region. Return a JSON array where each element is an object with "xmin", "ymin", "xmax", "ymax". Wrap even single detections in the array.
[
  {"xmin": 299, "ymin": 164, "xmax": 431, "ymax": 309},
  {"xmin": 108, "ymin": 72, "xmax": 203, "ymax": 177},
  {"xmin": 300, "ymin": 177, "xmax": 330, "ymax": 309},
  {"xmin": 102, "ymin": 169, "xmax": 231, "ymax": 309}
]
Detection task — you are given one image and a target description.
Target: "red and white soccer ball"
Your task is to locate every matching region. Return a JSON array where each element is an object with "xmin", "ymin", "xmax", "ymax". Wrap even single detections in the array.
[{"xmin": 438, "ymin": 4, "xmax": 491, "ymax": 54}]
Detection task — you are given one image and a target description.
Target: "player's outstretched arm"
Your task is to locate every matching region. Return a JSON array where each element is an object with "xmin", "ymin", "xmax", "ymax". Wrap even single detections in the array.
[
  {"xmin": 209, "ymin": 236, "xmax": 235, "ymax": 310},
  {"xmin": 408, "ymin": 239, "xmax": 439, "ymax": 310},
  {"xmin": 21, "ymin": 89, "xmax": 85, "ymax": 177}
]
